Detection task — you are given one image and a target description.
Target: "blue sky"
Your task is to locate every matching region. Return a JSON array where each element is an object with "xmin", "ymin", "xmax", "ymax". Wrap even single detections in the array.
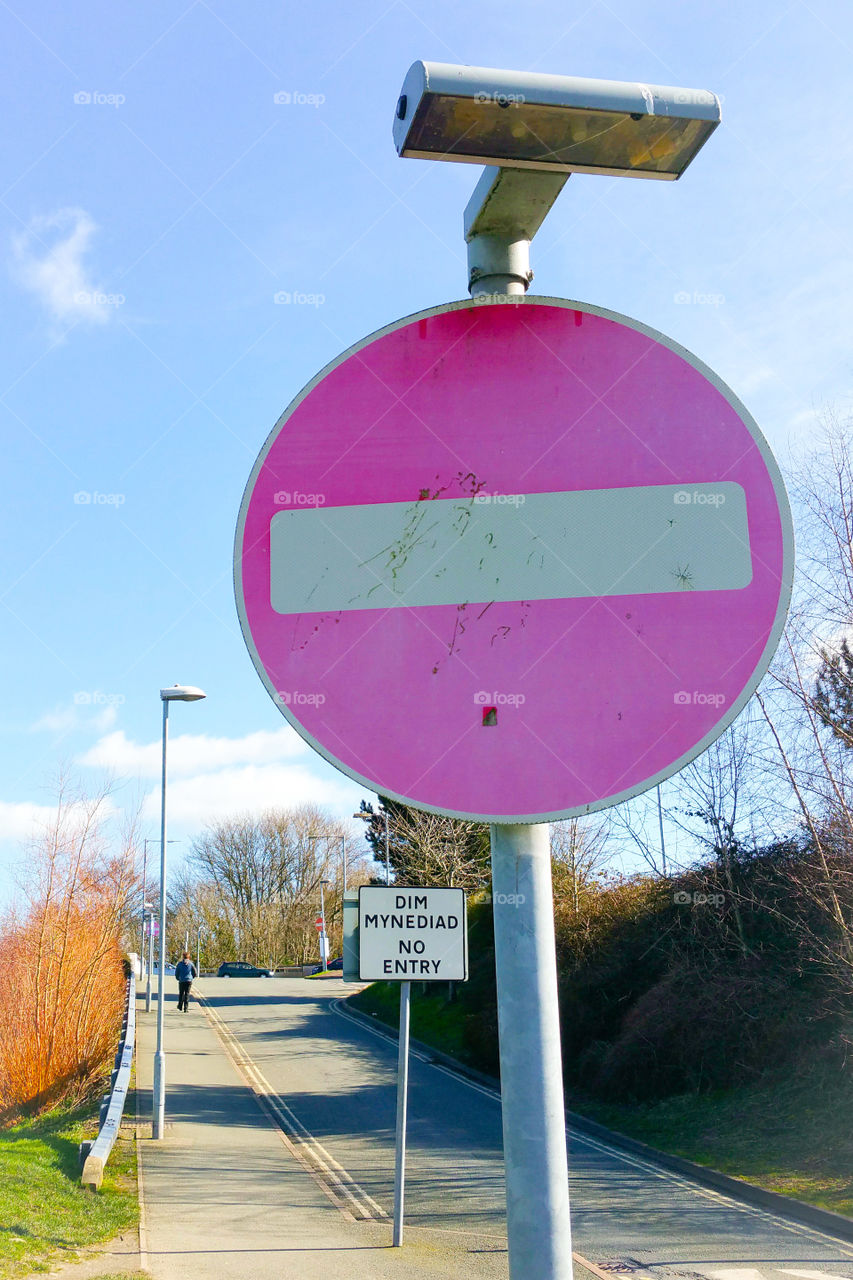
[{"xmin": 1, "ymin": 0, "xmax": 851, "ymax": 895}]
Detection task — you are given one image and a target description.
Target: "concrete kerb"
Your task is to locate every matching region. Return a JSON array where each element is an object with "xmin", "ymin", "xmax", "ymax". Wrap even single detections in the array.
[{"xmin": 338, "ymin": 994, "xmax": 853, "ymax": 1246}]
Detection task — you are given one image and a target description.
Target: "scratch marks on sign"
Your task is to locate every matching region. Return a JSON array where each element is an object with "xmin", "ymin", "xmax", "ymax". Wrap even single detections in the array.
[
  {"xmin": 286, "ymin": 470, "xmax": 539, "ymax": 666},
  {"xmin": 672, "ymin": 563, "xmax": 695, "ymax": 590}
]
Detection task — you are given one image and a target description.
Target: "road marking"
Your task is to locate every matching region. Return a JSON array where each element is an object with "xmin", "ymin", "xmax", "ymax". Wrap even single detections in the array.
[
  {"xmin": 707, "ymin": 1270, "xmax": 767, "ymax": 1280},
  {"xmin": 270, "ymin": 482, "xmax": 751, "ymax": 614},
  {"xmin": 780, "ymin": 1272, "xmax": 853, "ymax": 1279},
  {"xmin": 332, "ymin": 1000, "xmax": 853, "ymax": 1258},
  {"xmin": 708, "ymin": 1273, "xmax": 853, "ymax": 1280},
  {"xmin": 332, "ymin": 997, "xmax": 504, "ymax": 1103},
  {"xmin": 574, "ymin": 1126, "xmax": 853, "ymax": 1256},
  {"xmin": 199, "ymin": 996, "xmax": 388, "ymax": 1223}
]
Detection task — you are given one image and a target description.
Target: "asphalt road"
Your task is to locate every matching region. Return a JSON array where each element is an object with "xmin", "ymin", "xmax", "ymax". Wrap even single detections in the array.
[{"xmin": 196, "ymin": 977, "xmax": 853, "ymax": 1280}]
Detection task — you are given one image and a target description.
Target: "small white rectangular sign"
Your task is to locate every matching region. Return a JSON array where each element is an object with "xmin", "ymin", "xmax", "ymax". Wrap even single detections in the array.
[{"xmin": 358, "ymin": 886, "xmax": 468, "ymax": 982}]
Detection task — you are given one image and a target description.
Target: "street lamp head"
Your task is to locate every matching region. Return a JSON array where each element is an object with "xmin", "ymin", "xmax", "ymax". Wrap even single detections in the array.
[
  {"xmin": 160, "ymin": 685, "xmax": 207, "ymax": 702},
  {"xmin": 393, "ymin": 61, "xmax": 720, "ymax": 180}
]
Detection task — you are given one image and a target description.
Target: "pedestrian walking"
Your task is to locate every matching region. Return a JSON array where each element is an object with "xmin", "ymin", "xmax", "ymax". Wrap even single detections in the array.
[{"xmin": 175, "ymin": 951, "xmax": 197, "ymax": 1012}]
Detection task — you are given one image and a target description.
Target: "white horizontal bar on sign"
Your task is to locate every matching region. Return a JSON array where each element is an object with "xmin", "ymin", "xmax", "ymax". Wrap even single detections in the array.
[{"xmin": 269, "ymin": 482, "xmax": 751, "ymax": 614}]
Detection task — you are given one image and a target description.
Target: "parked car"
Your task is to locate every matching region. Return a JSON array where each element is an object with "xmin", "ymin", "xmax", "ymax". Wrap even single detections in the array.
[
  {"xmin": 217, "ymin": 961, "xmax": 274, "ymax": 977},
  {"xmin": 306, "ymin": 958, "xmax": 342, "ymax": 974},
  {"xmin": 152, "ymin": 961, "xmax": 176, "ymax": 975}
]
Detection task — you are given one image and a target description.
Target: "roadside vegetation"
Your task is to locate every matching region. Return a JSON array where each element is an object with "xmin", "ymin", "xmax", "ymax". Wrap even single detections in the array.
[
  {"xmin": 0, "ymin": 1095, "xmax": 138, "ymax": 1279},
  {"xmin": 353, "ymin": 863, "xmax": 853, "ymax": 1216},
  {"xmin": 0, "ymin": 779, "xmax": 134, "ymax": 1119},
  {"xmin": 0, "ymin": 780, "xmax": 138, "ymax": 1276}
]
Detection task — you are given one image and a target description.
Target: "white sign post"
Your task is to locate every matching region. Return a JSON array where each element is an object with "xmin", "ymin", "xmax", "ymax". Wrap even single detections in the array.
[{"xmin": 359, "ymin": 887, "xmax": 468, "ymax": 1245}]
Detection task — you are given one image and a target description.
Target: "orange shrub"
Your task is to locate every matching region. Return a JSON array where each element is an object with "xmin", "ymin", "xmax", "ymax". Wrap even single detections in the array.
[{"xmin": 0, "ymin": 792, "xmax": 134, "ymax": 1118}]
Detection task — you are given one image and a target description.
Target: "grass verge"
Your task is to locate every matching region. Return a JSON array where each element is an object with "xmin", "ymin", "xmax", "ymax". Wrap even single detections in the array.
[
  {"xmin": 349, "ymin": 981, "xmax": 479, "ymax": 1065},
  {"xmin": 85, "ymin": 1274, "xmax": 148, "ymax": 1279},
  {"xmin": 349, "ymin": 984, "xmax": 853, "ymax": 1220},
  {"xmin": 0, "ymin": 1092, "xmax": 139, "ymax": 1279},
  {"xmin": 571, "ymin": 1065, "xmax": 853, "ymax": 1220}
]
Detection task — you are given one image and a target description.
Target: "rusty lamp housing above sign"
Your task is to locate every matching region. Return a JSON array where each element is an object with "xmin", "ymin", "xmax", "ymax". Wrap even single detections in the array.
[{"xmin": 392, "ymin": 61, "xmax": 721, "ymax": 180}]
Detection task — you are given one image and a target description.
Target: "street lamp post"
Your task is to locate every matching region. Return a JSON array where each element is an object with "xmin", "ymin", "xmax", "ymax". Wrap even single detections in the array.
[
  {"xmin": 143, "ymin": 902, "xmax": 154, "ymax": 1012},
  {"xmin": 152, "ymin": 684, "xmax": 206, "ymax": 1140},
  {"xmin": 142, "ymin": 837, "xmax": 177, "ymax": 993},
  {"xmin": 353, "ymin": 808, "xmax": 390, "ymax": 885},
  {"xmin": 140, "ymin": 840, "xmax": 149, "ymax": 977},
  {"xmin": 305, "ymin": 830, "xmax": 348, "ymax": 894},
  {"xmin": 656, "ymin": 784, "xmax": 668, "ymax": 877}
]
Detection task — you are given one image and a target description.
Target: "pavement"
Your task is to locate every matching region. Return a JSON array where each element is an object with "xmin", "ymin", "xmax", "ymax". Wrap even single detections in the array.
[
  {"xmin": 135, "ymin": 978, "xmax": 513, "ymax": 1279},
  {"xmin": 133, "ymin": 977, "xmax": 853, "ymax": 1280}
]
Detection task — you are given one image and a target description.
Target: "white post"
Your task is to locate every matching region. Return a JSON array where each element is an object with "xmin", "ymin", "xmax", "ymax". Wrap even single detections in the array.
[
  {"xmin": 384, "ymin": 809, "xmax": 390, "ymax": 885},
  {"xmin": 145, "ymin": 912, "xmax": 153, "ymax": 1013},
  {"xmin": 140, "ymin": 841, "xmax": 147, "ymax": 978},
  {"xmin": 392, "ymin": 979, "xmax": 411, "ymax": 1247},
  {"xmin": 319, "ymin": 880, "xmax": 328, "ymax": 968},
  {"xmin": 490, "ymin": 822, "xmax": 573, "ymax": 1280},
  {"xmin": 152, "ymin": 699, "xmax": 169, "ymax": 1139},
  {"xmin": 341, "ymin": 834, "xmax": 348, "ymax": 892}
]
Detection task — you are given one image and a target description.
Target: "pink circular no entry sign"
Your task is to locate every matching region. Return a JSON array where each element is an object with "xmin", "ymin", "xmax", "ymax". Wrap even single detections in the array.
[{"xmin": 235, "ymin": 297, "xmax": 793, "ymax": 822}]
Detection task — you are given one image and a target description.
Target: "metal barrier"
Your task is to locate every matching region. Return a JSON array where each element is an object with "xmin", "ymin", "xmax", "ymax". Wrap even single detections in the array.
[{"xmin": 80, "ymin": 975, "xmax": 135, "ymax": 1191}]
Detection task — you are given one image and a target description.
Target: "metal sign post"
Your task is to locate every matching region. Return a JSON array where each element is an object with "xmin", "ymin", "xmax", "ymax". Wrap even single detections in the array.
[
  {"xmin": 393, "ymin": 980, "xmax": 411, "ymax": 1247},
  {"xmin": 491, "ymin": 824, "xmax": 572, "ymax": 1274},
  {"xmin": 356, "ymin": 886, "xmax": 468, "ymax": 1246}
]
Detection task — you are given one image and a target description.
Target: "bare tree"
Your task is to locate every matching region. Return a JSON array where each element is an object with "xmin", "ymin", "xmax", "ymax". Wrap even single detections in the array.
[
  {"xmin": 188, "ymin": 805, "xmax": 369, "ymax": 967},
  {"xmin": 665, "ymin": 708, "xmax": 779, "ymax": 955},
  {"xmin": 609, "ymin": 789, "xmax": 673, "ymax": 878},
  {"xmin": 751, "ymin": 419, "xmax": 853, "ymax": 971},
  {"xmin": 550, "ymin": 816, "xmax": 613, "ymax": 915},
  {"xmin": 358, "ymin": 800, "xmax": 490, "ymax": 891}
]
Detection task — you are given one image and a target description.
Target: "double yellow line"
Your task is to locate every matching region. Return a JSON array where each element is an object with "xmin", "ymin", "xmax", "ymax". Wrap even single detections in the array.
[{"xmin": 198, "ymin": 994, "xmax": 388, "ymax": 1224}]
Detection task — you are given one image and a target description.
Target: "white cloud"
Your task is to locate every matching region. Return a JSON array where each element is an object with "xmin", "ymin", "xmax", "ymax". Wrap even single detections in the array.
[
  {"xmin": 728, "ymin": 363, "xmax": 778, "ymax": 397},
  {"xmin": 32, "ymin": 702, "xmax": 118, "ymax": 735},
  {"xmin": 78, "ymin": 726, "xmax": 312, "ymax": 779},
  {"xmin": 140, "ymin": 763, "xmax": 361, "ymax": 828},
  {"xmin": 0, "ymin": 800, "xmax": 59, "ymax": 841},
  {"xmin": 0, "ymin": 794, "xmax": 120, "ymax": 855},
  {"xmin": 786, "ymin": 408, "xmax": 820, "ymax": 433},
  {"xmin": 75, "ymin": 726, "xmax": 369, "ymax": 842},
  {"xmin": 11, "ymin": 208, "xmax": 118, "ymax": 326}
]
